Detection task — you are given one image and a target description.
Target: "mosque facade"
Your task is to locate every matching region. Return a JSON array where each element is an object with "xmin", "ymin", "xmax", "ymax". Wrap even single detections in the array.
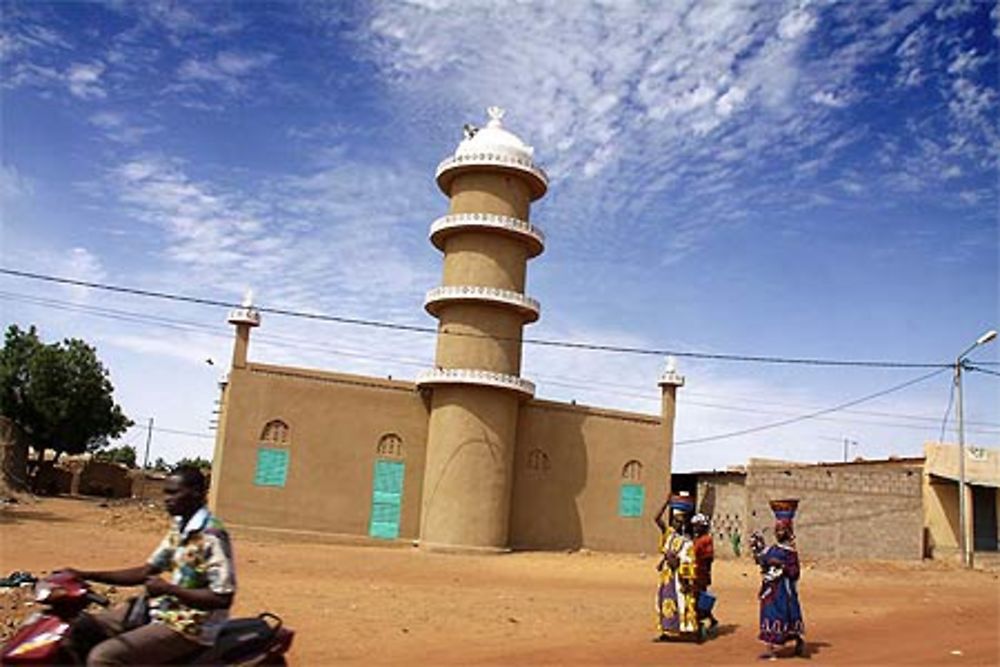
[{"xmin": 209, "ymin": 109, "xmax": 683, "ymax": 553}]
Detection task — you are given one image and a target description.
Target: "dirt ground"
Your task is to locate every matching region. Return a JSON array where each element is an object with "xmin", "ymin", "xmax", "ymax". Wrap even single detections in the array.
[{"xmin": 1, "ymin": 497, "xmax": 998, "ymax": 665}]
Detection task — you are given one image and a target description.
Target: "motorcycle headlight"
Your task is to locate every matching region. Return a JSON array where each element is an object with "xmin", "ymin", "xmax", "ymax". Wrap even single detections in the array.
[{"xmin": 33, "ymin": 582, "xmax": 64, "ymax": 602}]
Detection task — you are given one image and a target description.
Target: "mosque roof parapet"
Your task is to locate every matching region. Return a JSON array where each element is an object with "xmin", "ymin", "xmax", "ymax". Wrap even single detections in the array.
[
  {"xmin": 424, "ymin": 285, "xmax": 540, "ymax": 322},
  {"xmin": 227, "ymin": 288, "xmax": 261, "ymax": 327},
  {"xmin": 436, "ymin": 107, "xmax": 548, "ymax": 201},
  {"xmin": 416, "ymin": 367, "xmax": 536, "ymax": 397},
  {"xmin": 429, "ymin": 213, "xmax": 545, "ymax": 257}
]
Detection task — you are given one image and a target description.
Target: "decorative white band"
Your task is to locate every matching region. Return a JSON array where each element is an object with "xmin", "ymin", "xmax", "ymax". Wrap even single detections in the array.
[
  {"xmin": 436, "ymin": 154, "xmax": 548, "ymax": 200},
  {"xmin": 227, "ymin": 307, "xmax": 261, "ymax": 327},
  {"xmin": 416, "ymin": 368, "xmax": 536, "ymax": 397},
  {"xmin": 658, "ymin": 370, "xmax": 685, "ymax": 387},
  {"xmin": 424, "ymin": 285, "xmax": 540, "ymax": 322},
  {"xmin": 429, "ymin": 213, "xmax": 545, "ymax": 257}
]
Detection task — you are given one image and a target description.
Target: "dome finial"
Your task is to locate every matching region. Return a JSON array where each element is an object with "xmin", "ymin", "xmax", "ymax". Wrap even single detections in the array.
[{"xmin": 486, "ymin": 106, "xmax": 505, "ymax": 127}]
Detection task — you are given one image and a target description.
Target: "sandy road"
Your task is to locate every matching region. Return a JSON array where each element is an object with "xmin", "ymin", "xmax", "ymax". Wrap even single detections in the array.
[{"xmin": 2, "ymin": 497, "xmax": 997, "ymax": 665}]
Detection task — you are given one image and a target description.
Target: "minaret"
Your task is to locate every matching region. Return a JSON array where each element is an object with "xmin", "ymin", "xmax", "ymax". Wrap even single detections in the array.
[
  {"xmin": 227, "ymin": 289, "xmax": 260, "ymax": 369},
  {"xmin": 210, "ymin": 289, "xmax": 260, "ymax": 511},
  {"xmin": 658, "ymin": 355, "xmax": 685, "ymax": 499},
  {"xmin": 416, "ymin": 107, "xmax": 548, "ymax": 551}
]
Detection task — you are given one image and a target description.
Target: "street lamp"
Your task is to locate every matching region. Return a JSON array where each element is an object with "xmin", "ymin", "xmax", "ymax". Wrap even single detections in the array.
[{"xmin": 956, "ymin": 329, "xmax": 997, "ymax": 568}]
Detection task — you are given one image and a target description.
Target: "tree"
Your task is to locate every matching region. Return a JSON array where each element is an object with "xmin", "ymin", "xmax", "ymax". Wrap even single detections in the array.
[
  {"xmin": 0, "ymin": 325, "xmax": 132, "ymax": 489},
  {"xmin": 94, "ymin": 444, "xmax": 138, "ymax": 468},
  {"xmin": 148, "ymin": 457, "xmax": 171, "ymax": 473},
  {"xmin": 175, "ymin": 456, "xmax": 212, "ymax": 470}
]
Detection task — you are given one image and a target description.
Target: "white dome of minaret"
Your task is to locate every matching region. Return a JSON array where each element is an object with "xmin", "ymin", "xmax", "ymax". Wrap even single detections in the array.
[
  {"xmin": 456, "ymin": 106, "xmax": 534, "ymax": 161},
  {"xmin": 436, "ymin": 106, "xmax": 548, "ymax": 200}
]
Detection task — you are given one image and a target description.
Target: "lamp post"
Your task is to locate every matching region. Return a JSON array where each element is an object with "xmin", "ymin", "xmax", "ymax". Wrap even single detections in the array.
[{"xmin": 956, "ymin": 329, "xmax": 997, "ymax": 568}]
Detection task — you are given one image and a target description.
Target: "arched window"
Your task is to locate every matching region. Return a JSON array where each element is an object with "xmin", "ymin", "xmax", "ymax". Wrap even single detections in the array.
[
  {"xmin": 619, "ymin": 460, "xmax": 644, "ymax": 518},
  {"xmin": 527, "ymin": 448, "xmax": 550, "ymax": 473},
  {"xmin": 260, "ymin": 419, "xmax": 290, "ymax": 445},
  {"xmin": 622, "ymin": 459, "xmax": 642, "ymax": 481},
  {"xmin": 254, "ymin": 419, "xmax": 290, "ymax": 487},
  {"xmin": 376, "ymin": 433, "xmax": 403, "ymax": 458}
]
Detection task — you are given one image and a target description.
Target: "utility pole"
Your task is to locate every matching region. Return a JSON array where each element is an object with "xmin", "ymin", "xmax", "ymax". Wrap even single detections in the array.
[
  {"xmin": 955, "ymin": 359, "xmax": 969, "ymax": 567},
  {"xmin": 955, "ymin": 329, "xmax": 997, "ymax": 569},
  {"xmin": 140, "ymin": 417, "xmax": 153, "ymax": 501},
  {"xmin": 837, "ymin": 437, "xmax": 858, "ymax": 463}
]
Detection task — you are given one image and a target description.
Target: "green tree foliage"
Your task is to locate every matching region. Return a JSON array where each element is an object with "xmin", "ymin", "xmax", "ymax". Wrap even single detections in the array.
[
  {"xmin": 0, "ymin": 325, "xmax": 132, "ymax": 487},
  {"xmin": 149, "ymin": 457, "xmax": 171, "ymax": 472},
  {"xmin": 94, "ymin": 444, "xmax": 138, "ymax": 468},
  {"xmin": 175, "ymin": 456, "xmax": 212, "ymax": 470}
]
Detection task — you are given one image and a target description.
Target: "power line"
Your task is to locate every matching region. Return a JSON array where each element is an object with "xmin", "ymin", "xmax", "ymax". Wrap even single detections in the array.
[
  {"xmin": 126, "ymin": 422, "xmax": 215, "ymax": 440},
  {"xmin": 967, "ymin": 365, "xmax": 1000, "ymax": 378},
  {"xmin": 674, "ymin": 367, "xmax": 949, "ymax": 446},
  {"xmin": 0, "ymin": 267, "xmax": 956, "ymax": 369},
  {"xmin": 539, "ymin": 375, "xmax": 1000, "ymax": 434},
  {"xmin": 7, "ymin": 289, "xmax": 1000, "ymax": 436},
  {"xmin": 939, "ymin": 374, "xmax": 956, "ymax": 443},
  {"xmin": 0, "ymin": 290, "xmax": 435, "ymax": 370}
]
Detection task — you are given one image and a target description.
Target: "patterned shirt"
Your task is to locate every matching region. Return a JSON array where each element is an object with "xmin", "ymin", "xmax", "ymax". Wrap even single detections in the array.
[{"xmin": 147, "ymin": 507, "xmax": 236, "ymax": 644}]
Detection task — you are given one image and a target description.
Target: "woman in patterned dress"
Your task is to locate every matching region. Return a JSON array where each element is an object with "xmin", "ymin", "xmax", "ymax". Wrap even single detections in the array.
[
  {"xmin": 751, "ymin": 499, "xmax": 806, "ymax": 660},
  {"xmin": 654, "ymin": 492, "xmax": 699, "ymax": 641}
]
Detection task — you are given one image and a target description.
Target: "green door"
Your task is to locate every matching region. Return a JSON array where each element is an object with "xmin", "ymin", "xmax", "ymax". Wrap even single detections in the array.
[{"xmin": 369, "ymin": 459, "xmax": 405, "ymax": 539}]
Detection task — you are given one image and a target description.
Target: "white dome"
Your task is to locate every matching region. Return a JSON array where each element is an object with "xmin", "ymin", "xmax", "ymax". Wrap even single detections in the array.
[
  {"xmin": 436, "ymin": 106, "xmax": 548, "ymax": 200},
  {"xmin": 454, "ymin": 107, "xmax": 534, "ymax": 162}
]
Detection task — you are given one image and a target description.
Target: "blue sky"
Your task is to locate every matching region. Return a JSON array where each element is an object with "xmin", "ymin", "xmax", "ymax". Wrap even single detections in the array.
[{"xmin": 1, "ymin": 0, "xmax": 997, "ymax": 470}]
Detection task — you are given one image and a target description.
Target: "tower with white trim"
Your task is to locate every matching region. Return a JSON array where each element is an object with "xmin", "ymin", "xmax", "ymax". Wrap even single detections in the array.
[
  {"xmin": 227, "ymin": 289, "xmax": 261, "ymax": 369},
  {"xmin": 416, "ymin": 107, "xmax": 547, "ymax": 551},
  {"xmin": 658, "ymin": 355, "xmax": 685, "ymax": 494}
]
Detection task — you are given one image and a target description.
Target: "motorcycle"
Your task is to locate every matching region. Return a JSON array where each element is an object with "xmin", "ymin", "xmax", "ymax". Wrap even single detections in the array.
[{"xmin": 1, "ymin": 571, "xmax": 293, "ymax": 665}]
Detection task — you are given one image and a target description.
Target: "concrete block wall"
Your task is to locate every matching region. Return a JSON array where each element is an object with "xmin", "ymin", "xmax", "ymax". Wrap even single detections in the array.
[
  {"xmin": 695, "ymin": 473, "xmax": 747, "ymax": 559},
  {"xmin": 744, "ymin": 459, "xmax": 924, "ymax": 560}
]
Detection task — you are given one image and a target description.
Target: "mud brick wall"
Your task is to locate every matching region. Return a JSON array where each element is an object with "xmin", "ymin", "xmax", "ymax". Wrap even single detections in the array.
[{"xmin": 745, "ymin": 460, "xmax": 924, "ymax": 560}]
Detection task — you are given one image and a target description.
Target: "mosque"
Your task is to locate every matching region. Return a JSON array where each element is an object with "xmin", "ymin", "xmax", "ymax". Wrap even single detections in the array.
[{"xmin": 209, "ymin": 108, "xmax": 684, "ymax": 553}]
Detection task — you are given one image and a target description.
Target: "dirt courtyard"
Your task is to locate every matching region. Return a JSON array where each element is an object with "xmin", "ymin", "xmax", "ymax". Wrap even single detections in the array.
[{"xmin": 1, "ymin": 497, "xmax": 997, "ymax": 665}]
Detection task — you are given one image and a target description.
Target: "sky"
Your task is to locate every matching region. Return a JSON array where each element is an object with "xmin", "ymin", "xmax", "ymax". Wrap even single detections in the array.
[{"xmin": 0, "ymin": 0, "xmax": 997, "ymax": 471}]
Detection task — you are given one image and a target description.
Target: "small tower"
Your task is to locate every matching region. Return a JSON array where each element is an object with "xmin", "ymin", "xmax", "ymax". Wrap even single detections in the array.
[
  {"xmin": 658, "ymin": 356, "xmax": 685, "ymax": 496},
  {"xmin": 416, "ymin": 107, "xmax": 548, "ymax": 551},
  {"xmin": 227, "ymin": 289, "xmax": 260, "ymax": 369}
]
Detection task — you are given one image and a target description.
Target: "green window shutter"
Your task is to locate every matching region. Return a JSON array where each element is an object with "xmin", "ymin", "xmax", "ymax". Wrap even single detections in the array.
[
  {"xmin": 254, "ymin": 447, "xmax": 289, "ymax": 487},
  {"xmin": 618, "ymin": 483, "xmax": 645, "ymax": 518},
  {"xmin": 369, "ymin": 459, "xmax": 405, "ymax": 539}
]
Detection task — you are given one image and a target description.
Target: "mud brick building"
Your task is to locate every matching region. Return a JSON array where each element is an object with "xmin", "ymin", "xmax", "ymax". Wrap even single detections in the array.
[{"xmin": 209, "ymin": 109, "xmax": 684, "ymax": 554}]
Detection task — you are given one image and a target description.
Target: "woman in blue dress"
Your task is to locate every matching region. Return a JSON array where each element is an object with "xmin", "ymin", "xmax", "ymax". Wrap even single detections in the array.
[{"xmin": 750, "ymin": 499, "xmax": 806, "ymax": 660}]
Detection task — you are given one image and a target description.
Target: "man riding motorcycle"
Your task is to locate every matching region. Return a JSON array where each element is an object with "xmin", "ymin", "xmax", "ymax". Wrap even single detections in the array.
[{"xmin": 63, "ymin": 466, "xmax": 235, "ymax": 665}]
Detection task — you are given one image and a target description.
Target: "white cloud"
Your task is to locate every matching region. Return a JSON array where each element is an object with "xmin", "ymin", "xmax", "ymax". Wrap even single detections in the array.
[
  {"xmin": 715, "ymin": 86, "xmax": 747, "ymax": 117},
  {"xmin": 66, "ymin": 61, "xmax": 106, "ymax": 99},
  {"xmin": 0, "ymin": 21, "xmax": 72, "ymax": 62},
  {"xmin": 350, "ymin": 0, "xmax": 965, "ymax": 271},
  {"xmin": 0, "ymin": 163, "xmax": 34, "ymax": 201},
  {"xmin": 810, "ymin": 90, "xmax": 848, "ymax": 108},
  {"xmin": 102, "ymin": 148, "xmax": 439, "ymax": 334},
  {"xmin": 777, "ymin": 7, "xmax": 817, "ymax": 40},
  {"xmin": 3, "ymin": 246, "xmax": 107, "ymax": 304},
  {"xmin": 89, "ymin": 111, "xmax": 159, "ymax": 144},
  {"xmin": 63, "ymin": 247, "xmax": 106, "ymax": 302},
  {"xmin": 934, "ymin": 0, "xmax": 978, "ymax": 22},
  {"xmin": 175, "ymin": 50, "xmax": 276, "ymax": 96}
]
